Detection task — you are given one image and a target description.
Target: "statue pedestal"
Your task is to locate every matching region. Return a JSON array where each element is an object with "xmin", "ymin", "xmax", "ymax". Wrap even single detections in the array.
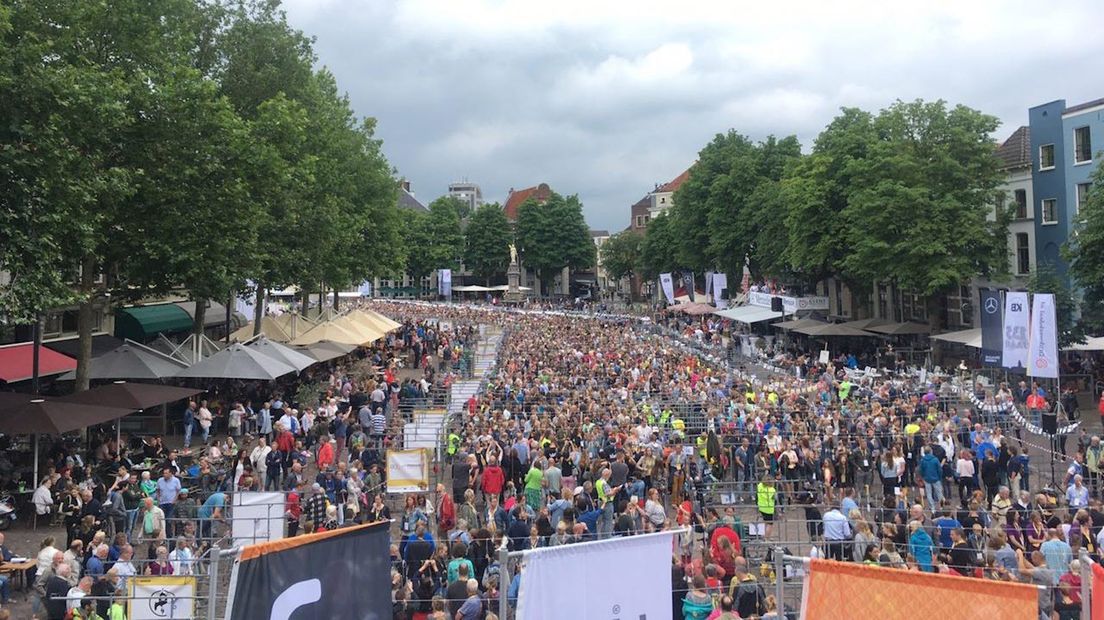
[{"xmin": 502, "ymin": 260, "xmax": 524, "ymax": 304}]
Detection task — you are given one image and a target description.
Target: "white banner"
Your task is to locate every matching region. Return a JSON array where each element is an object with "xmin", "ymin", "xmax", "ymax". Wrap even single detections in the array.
[
  {"xmin": 129, "ymin": 576, "xmax": 196, "ymax": 620},
  {"xmin": 235, "ymin": 280, "xmax": 257, "ymax": 320},
  {"xmin": 712, "ymin": 273, "xmax": 728, "ymax": 309},
  {"xmin": 387, "ymin": 449, "xmax": 429, "ymax": 493},
  {"xmin": 659, "ymin": 273, "xmax": 675, "ymax": 305},
  {"xmin": 747, "ymin": 291, "xmax": 828, "ymax": 313},
  {"xmin": 1028, "ymin": 292, "xmax": 1059, "ymax": 378},
  {"xmin": 232, "ymin": 491, "xmax": 286, "ymax": 546},
  {"xmin": 517, "ymin": 531, "xmax": 676, "ymax": 620},
  {"xmin": 1002, "ymin": 291, "xmax": 1030, "ymax": 369},
  {"xmin": 438, "ymin": 269, "xmax": 453, "ymax": 297},
  {"xmin": 704, "ymin": 271, "xmax": 714, "ymax": 296},
  {"xmin": 358, "ymin": 280, "xmax": 373, "ymax": 296}
]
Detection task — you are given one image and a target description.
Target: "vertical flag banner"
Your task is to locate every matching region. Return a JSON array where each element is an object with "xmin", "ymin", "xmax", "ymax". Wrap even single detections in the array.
[
  {"xmin": 1002, "ymin": 291, "xmax": 1029, "ymax": 369},
  {"xmin": 236, "ymin": 280, "xmax": 257, "ymax": 320},
  {"xmin": 713, "ymin": 273, "xmax": 728, "ymax": 309},
  {"xmin": 659, "ymin": 273, "xmax": 675, "ymax": 305},
  {"xmin": 225, "ymin": 522, "xmax": 392, "ymax": 620},
  {"xmin": 438, "ymin": 269, "xmax": 452, "ymax": 297},
  {"xmin": 358, "ymin": 280, "xmax": 373, "ymax": 297},
  {"xmin": 979, "ymin": 289, "xmax": 1003, "ymax": 366},
  {"xmin": 704, "ymin": 271, "xmax": 715, "ymax": 296},
  {"xmin": 682, "ymin": 272, "xmax": 696, "ymax": 301},
  {"xmin": 1027, "ymin": 292, "xmax": 1059, "ymax": 379},
  {"xmin": 517, "ymin": 531, "xmax": 676, "ymax": 620}
]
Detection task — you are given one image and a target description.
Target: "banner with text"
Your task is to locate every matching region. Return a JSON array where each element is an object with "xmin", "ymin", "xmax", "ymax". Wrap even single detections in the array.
[
  {"xmin": 225, "ymin": 522, "xmax": 391, "ymax": 620},
  {"xmin": 712, "ymin": 273, "xmax": 728, "ymax": 310},
  {"xmin": 438, "ymin": 269, "xmax": 452, "ymax": 297},
  {"xmin": 1027, "ymin": 292, "xmax": 1059, "ymax": 379},
  {"xmin": 979, "ymin": 289, "xmax": 1003, "ymax": 366},
  {"xmin": 1002, "ymin": 291, "xmax": 1029, "ymax": 369},
  {"xmin": 517, "ymin": 530, "xmax": 676, "ymax": 620},
  {"xmin": 659, "ymin": 273, "xmax": 675, "ymax": 305},
  {"xmin": 386, "ymin": 449, "xmax": 429, "ymax": 493},
  {"xmin": 129, "ymin": 576, "xmax": 195, "ymax": 620}
]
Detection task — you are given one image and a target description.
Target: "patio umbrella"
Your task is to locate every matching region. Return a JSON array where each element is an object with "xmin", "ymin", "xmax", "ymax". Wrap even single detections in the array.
[
  {"xmin": 331, "ymin": 315, "xmax": 386, "ymax": 344},
  {"xmin": 270, "ymin": 313, "xmax": 317, "ymax": 340},
  {"xmin": 0, "ymin": 395, "xmax": 137, "ymax": 486},
  {"xmin": 57, "ymin": 383, "xmax": 204, "ymax": 411},
  {"xmin": 292, "ymin": 340, "xmax": 356, "ymax": 362},
  {"xmin": 772, "ymin": 318, "xmax": 826, "ymax": 331},
  {"xmin": 362, "ymin": 309, "xmax": 402, "ymax": 331},
  {"xmin": 864, "ymin": 322, "xmax": 931, "ymax": 336},
  {"xmin": 346, "ymin": 309, "xmax": 397, "ymax": 335},
  {"xmin": 245, "ymin": 336, "xmax": 317, "ymax": 372},
  {"xmin": 288, "ymin": 320, "xmax": 363, "ymax": 346},
  {"xmin": 173, "ymin": 343, "xmax": 297, "ymax": 380},
  {"xmin": 794, "ymin": 323, "xmax": 878, "ymax": 338},
  {"xmin": 57, "ymin": 339, "xmax": 189, "ymax": 381},
  {"xmin": 229, "ymin": 318, "xmax": 291, "ymax": 343}
]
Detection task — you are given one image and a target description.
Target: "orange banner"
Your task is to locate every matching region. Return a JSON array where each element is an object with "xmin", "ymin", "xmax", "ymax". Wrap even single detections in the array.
[
  {"xmin": 802, "ymin": 559, "xmax": 1038, "ymax": 620},
  {"xmin": 1092, "ymin": 562, "xmax": 1104, "ymax": 620}
]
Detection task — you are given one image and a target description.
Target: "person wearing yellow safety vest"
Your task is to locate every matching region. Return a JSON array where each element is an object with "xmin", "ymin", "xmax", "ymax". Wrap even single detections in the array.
[
  {"xmin": 447, "ymin": 433, "xmax": 461, "ymax": 461},
  {"xmin": 595, "ymin": 468, "xmax": 621, "ymax": 540},
  {"xmin": 756, "ymin": 477, "xmax": 777, "ymax": 539}
]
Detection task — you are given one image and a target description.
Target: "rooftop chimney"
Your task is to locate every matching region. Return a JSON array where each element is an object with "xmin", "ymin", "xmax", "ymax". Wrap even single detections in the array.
[{"xmin": 401, "ymin": 180, "xmax": 411, "ymax": 193}]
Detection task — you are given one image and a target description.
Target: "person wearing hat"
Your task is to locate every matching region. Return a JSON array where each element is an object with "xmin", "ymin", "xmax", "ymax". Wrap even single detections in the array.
[{"xmin": 174, "ymin": 488, "xmax": 198, "ymax": 537}]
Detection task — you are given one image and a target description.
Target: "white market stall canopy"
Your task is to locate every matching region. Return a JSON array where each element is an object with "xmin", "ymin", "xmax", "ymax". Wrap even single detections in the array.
[
  {"xmin": 714, "ymin": 305, "xmax": 784, "ymax": 324},
  {"xmin": 1064, "ymin": 336, "xmax": 1104, "ymax": 352},
  {"xmin": 931, "ymin": 327, "xmax": 982, "ymax": 349}
]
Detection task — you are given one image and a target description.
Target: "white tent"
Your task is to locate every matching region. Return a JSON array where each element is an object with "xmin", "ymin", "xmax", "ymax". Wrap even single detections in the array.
[
  {"xmin": 1064, "ymin": 336, "xmax": 1104, "ymax": 352},
  {"xmin": 930, "ymin": 327, "xmax": 982, "ymax": 349}
]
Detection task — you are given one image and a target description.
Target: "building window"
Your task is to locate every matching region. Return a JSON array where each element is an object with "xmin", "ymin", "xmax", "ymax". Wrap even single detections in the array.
[
  {"xmin": 1076, "ymin": 183, "xmax": 1092, "ymax": 215},
  {"xmin": 1015, "ymin": 233, "xmax": 1030, "ymax": 275},
  {"xmin": 643, "ymin": 215, "xmax": 650, "ymax": 225},
  {"xmin": 1014, "ymin": 189, "xmax": 1028, "ymax": 219},
  {"xmin": 1039, "ymin": 144, "xmax": 1055, "ymax": 170},
  {"xmin": 660, "ymin": 197, "xmax": 666, "ymax": 204},
  {"xmin": 1041, "ymin": 198, "xmax": 1057, "ymax": 224},
  {"xmin": 635, "ymin": 215, "xmax": 643, "ymax": 227},
  {"xmin": 1074, "ymin": 127, "xmax": 1092, "ymax": 164}
]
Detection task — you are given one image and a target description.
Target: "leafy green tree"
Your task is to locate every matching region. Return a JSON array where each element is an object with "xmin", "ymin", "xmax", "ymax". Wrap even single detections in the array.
[
  {"xmin": 515, "ymin": 193, "xmax": 594, "ymax": 296},
  {"xmin": 1067, "ymin": 161, "xmax": 1104, "ymax": 336},
  {"xmin": 839, "ymin": 100, "xmax": 1008, "ymax": 336},
  {"xmin": 463, "ymin": 203, "xmax": 512, "ymax": 284},
  {"xmin": 671, "ymin": 133, "xmax": 801, "ymax": 279},
  {"xmin": 402, "ymin": 198, "xmax": 464, "ymax": 287},
  {"xmin": 783, "ymin": 108, "xmax": 876, "ymax": 287},
  {"xmin": 1027, "ymin": 264, "xmax": 1084, "ymax": 348},
  {"xmin": 638, "ymin": 213, "xmax": 681, "ymax": 280},
  {"xmin": 600, "ymin": 232, "xmax": 641, "ymax": 283}
]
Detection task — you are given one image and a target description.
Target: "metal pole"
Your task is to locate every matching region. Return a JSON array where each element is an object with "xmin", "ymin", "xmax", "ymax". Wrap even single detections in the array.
[
  {"xmin": 498, "ymin": 545, "xmax": 510, "ymax": 620},
  {"xmin": 1080, "ymin": 549, "xmax": 1091, "ymax": 620},
  {"xmin": 774, "ymin": 546, "xmax": 785, "ymax": 615},
  {"xmin": 31, "ymin": 313, "xmax": 42, "ymax": 394},
  {"xmin": 208, "ymin": 542, "xmax": 220, "ymax": 620}
]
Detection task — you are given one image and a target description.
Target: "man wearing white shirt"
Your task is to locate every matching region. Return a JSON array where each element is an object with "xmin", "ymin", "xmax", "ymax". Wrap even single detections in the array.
[
  {"xmin": 822, "ymin": 507, "xmax": 852, "ymax": 561},
  {"xmin": 113, "ymin": 544, "xmax": 138, "ymax": 591},
  {"xmin": 1067, "ymin": 475, "xmax": 1089, "ymax": 509}
]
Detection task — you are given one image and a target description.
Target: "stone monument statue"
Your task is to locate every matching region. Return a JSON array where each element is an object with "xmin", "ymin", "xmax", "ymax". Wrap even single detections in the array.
[{"xmin": 504, "ymin": 242, "xmax": 523, "ymax": 303}]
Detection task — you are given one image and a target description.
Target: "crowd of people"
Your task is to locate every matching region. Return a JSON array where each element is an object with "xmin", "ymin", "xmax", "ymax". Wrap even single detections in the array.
[
  {"xmin": 381, "ymin": 303, "xmax": 1102, "ymax": 620},
  {"xmin": 2, "ymin": 299, "xmax": 1101, "ymax": 620},
  {"xmin": 0, "ymin": 310, "xmax": 473, "ymax": 619}
]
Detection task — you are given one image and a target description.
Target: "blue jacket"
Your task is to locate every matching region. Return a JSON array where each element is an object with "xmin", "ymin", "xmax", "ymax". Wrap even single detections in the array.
[
  {"xmin": 918, "ymin": 454, "xmax": 942, "ymax": 483},
  {"xmin": 909, "ymin": 529, "xmax": 935, "ymax": 572}
]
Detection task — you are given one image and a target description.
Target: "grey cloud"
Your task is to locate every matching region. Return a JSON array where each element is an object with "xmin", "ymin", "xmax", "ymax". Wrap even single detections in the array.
[{"xmin": 284, "ymin": 0, "xmax": 1104, "ymax": 232}]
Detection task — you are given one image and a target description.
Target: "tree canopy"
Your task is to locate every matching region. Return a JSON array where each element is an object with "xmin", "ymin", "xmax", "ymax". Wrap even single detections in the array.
[
  {"xmin": 463, "ymin": 203, "xmax": 512, "ymax": 284},
  {"xmin": 515, "ymin": 193, "xmax": 595, "ymax": 295}
]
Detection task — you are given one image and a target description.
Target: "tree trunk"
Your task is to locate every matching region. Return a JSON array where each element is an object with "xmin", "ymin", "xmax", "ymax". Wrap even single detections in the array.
[
  {"xmin": 75, "ymin": 255, "xmax": 97, "ymax": 392},
  {"xmin": 332, "ymin": 288, "xmax": 340, "ymax": 311},
  {"xmin": 317, "ymin": 289, "xmax": 324, "ymax": 312},
  {"xmin": 193, "ymin": 298, "xmax": 207, "ymax": 338},
  {"xmin": 299, "ymin": 290, "xmax": 309, "ymax": 317},
  {"xmin": 252, "ymin": 283, "xmax": 266, "ymax": 337}
]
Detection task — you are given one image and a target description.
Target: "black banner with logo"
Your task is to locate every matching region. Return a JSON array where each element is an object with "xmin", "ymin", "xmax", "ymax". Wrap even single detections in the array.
[
  {"xmin": 226, "ymin": 521, "xmax": 391, "ymax": 620},
  {"xmin": 979, "ymin": 289, "xmax": 1003, "ymax": 367},
  {"xmin": 682, "ymin": 272, "xmax": 695, "ymax": 302}
]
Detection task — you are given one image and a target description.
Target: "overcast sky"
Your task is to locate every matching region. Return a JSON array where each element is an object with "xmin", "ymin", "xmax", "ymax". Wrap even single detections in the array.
[{"xmin": 283, "ymin": 0, "xmax": 1103, "ymax": 233}]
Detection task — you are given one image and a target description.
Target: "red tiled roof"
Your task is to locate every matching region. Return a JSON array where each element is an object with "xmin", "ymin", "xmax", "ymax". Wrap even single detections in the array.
[
  {"xmin": 0, "ymin": 342, "xmax": 78, "ymax": 383},
  {"xmin": 503, "ymin": 183, "xmax": 552, "ymax": 220},
  {"xmin": 657, "ymin": 168, "xmax": 691, "ymax": 193}
]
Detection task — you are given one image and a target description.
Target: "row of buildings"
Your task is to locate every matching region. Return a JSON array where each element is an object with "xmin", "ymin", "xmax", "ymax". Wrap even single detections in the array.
[{"xmin": 619, "ymin": 96, "xmax": 1102, "ymax": 329}]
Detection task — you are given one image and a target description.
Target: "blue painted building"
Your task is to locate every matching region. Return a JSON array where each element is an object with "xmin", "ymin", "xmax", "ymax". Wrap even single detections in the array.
[{"xmin": 1029, "ymin": 97, "xmax": 1103, "ymax": 281}]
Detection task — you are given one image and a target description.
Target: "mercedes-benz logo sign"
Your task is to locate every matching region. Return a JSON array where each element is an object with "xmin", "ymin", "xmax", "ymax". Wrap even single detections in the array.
[{"xmin": 984, "ymin": 297, "xmax": 999, "ymax": 314}]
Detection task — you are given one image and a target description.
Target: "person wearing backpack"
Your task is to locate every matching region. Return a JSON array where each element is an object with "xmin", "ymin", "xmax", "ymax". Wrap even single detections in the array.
[{"xmin": 728, "ymin": 556, "xmax": 766, "ymax": 618}]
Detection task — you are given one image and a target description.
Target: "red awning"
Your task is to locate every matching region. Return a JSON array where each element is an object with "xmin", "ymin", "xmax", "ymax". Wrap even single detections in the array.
[{"xmin": 0, "ymin": 343, "xmax": 78, "ymax": 383}]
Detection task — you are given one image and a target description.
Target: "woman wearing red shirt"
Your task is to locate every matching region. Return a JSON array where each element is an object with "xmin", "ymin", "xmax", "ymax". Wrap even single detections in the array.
[{"xmin": 481, "ymin": 457, "xmax": 506, "ymax": 503}]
